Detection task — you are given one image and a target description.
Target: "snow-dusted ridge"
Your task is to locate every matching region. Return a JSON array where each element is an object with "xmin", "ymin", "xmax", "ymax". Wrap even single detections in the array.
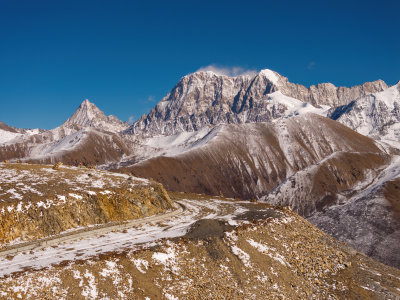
[
  {"xmin": 266, "ymin": 91, "xmax": 330, "ymax": 118},
  {"xmin": 0, "ymin": 100, "xmax": 133, "ymax": 164},
  {"xmin": 129, "ymin": 68, "xmax": 388, "ymax": 136},
  {"xmin": 331, "ymin": 82, "xmax": 400, "ymax": 148},
  {"xmin": 0, "ymin": 124, "xmax": 42, "ymax": 144}
]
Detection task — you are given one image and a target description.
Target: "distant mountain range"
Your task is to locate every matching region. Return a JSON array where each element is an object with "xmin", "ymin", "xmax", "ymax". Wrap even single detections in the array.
[
  {"xmin": 1, "ymin": 68, "xmax": 399, "ymax": 269},
  {"xmin": 129, "ymin": 69, "xmax": 388, "ymax": 136}
]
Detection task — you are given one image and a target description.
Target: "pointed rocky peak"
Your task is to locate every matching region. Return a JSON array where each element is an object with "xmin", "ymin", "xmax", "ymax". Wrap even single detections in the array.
[
  {"xmin": 63, "ymin": 99, "xmax": 129, "ymax": 132},
  {"xmin": 64, "ymin": 99, "xmax": 104, "ymax": 127},
  {"xmin": 257, "ymin": 69, "xmax": 282, "ymax": 85},
  {"xmin": 79, "ymin": 99, "xmax": 97, "ymax": 111}
]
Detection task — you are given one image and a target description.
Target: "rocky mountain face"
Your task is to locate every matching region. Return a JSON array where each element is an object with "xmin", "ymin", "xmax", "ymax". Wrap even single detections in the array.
[
  {"xmin": 129, "ymin": 70, "xmax": 388, "ymax": 136},
  {"xmin": 0, "ymin": 121, "xmax": 43, "ymax": 144},
  {"xmin": 330, "ymin": 82, "xmax": 400, "ymax": 147}
]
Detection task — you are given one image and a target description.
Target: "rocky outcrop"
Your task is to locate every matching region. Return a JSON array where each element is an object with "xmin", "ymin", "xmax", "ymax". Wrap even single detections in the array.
[
  {"xmin": 281, "ymin": 78, "xmax": 388, "ymax": 107},
  {"xmin": 129, "ymin": 70, "xmax": 388, "ymax": 136}
]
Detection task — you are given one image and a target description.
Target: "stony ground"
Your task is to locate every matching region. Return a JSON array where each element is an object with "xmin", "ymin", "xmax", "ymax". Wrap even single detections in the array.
[{"xmin": 0, "ymin": 194, "xmax": 399, "ymax": 299}]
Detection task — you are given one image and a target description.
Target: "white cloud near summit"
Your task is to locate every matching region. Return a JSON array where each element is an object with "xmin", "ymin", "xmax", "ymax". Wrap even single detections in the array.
[{"xmin": 196, "ymin": 64, "xmax": 258, "ymax": 77}]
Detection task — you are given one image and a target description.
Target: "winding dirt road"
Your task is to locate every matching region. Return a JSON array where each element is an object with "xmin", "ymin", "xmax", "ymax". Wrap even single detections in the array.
[{"xmin": 0, "ymin": 198, "xmax": 261, "ymax": 277}]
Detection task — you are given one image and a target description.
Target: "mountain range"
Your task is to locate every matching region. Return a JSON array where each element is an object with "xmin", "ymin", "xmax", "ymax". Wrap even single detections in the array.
[
  {"xmin": 1, "ymin": 68, "xmax": 399, "ymax": 269},
  {"xmin": 129, "ymin": 69, "xmax": 387, "ymax": 136}
]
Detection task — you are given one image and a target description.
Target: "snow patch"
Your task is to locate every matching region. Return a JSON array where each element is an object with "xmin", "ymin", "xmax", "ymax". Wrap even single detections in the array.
[{"xmin": 259, "ymin": 69, "xmax": 280, "ymax": 85}]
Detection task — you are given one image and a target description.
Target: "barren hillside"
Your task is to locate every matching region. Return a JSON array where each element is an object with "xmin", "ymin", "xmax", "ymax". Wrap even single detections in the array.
[
  {"xmin": 0, "ymin": 198, "xmax": 399, "ymax": 299},
  {"xmin": 126, "ymin": 113, "xmax": 383, "ymax": 200},
  {"xmin": 0, "ymin": 162, "xmax": 174, "ymax": 245}
]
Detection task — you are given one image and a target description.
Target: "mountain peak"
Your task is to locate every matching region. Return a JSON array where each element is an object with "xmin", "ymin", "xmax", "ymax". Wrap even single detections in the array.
[
  {"xmin": 258, "ymin": 69, "xmax": 281, "ymax": 85},
  {"xmin": 62, "ymin": 99, "xmax": 129, "ymax": 132},
  {"xmin": 128, "ymin": 69, "xmax": 390, "ymax": 136},
  {"xmin": 78, "ymin": 99, "xmax": 100, "ymax": 112},
  {"xmin": 81, "ymin": 99, "xmax": 92, "ymax": 106}
]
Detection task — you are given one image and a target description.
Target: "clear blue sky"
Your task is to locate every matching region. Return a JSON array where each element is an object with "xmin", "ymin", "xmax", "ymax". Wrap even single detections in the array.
[{"xmin": 0, "ymin": 0, "xmax": 399, "ymax": 129}]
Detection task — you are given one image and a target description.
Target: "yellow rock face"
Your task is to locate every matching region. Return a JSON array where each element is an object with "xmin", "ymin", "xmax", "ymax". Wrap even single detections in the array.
[{"xmin": 0, "ymin": 163, "xmax": 174, "ymax": 245}]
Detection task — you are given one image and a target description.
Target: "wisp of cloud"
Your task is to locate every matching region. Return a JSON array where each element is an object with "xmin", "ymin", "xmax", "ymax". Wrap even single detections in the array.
[{"xmin": 196, "ymin": 64, "xmax": 258, "ymax": 77}]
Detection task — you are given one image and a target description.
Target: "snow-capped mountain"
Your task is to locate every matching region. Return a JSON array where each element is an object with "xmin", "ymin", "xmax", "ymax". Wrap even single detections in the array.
[
  {"xmin": 330, "ymin": 82, "xmax": 400, "ymax": 147},
  {"xmin": 1, "ymin": 69, "xmax": 400, "ymax": 270},
  {"xmin": 0, "ymin": 121, "xmax": 42, "ymax": 144},
  {"xmin": 129, "ymin": 69, "xmax": 388, "ymax": 136},
  {"xmin": 0, "ymin": 100, "xmax": 132, "ymax": 164},
  {"xmin": 62, "ymin": 99, "xmax": 129, "ymax": 132}
]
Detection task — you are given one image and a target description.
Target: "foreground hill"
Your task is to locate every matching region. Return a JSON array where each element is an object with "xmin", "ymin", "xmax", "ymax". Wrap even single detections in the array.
[
  {"xmin": 0, "ymin": 162, "xmax": 174, "ymax": 245},
  {"xmin": 0, "ymin": 197, "xmax": 399, "ymax": 299}
]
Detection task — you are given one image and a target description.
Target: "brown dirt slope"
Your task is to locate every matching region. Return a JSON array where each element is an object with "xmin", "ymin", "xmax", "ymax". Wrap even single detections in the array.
[
  {"xmin": 0, "ymin": 130, "xmax": 132, "ymax": 165},
  {"xmin": 0, "ymin": 121, "xmax": 18, "ymax": 133},
  {"xmin": 34, "ymin": 132, "xmax": 133, "ymax": 166}
]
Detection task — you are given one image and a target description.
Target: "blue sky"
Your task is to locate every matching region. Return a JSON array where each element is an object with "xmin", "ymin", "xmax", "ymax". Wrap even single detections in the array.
[{"xmin": 0, "ymin": 0, "xmax": 399, "ymax": 129}]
